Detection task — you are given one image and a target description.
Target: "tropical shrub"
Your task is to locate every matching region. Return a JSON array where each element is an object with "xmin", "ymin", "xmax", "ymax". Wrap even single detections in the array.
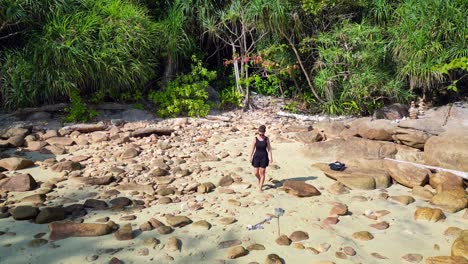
[
  {"xmin": 0, "ymin": 0, "xmax": 157, "ymax": 108},
  {"xmin": 148, "ymin": 56, "xmax": 216, "ymax": 117},
  {"xmin": 64, "ymin": 89, "xmax": 99, "ymax": 123},
  {"xmin": 312, "ymin": 21, "xmax": 409, "ymax": 115},
  {"xmin": 389, "ymin": 0, "xmax": 468, "ymax": 95},
  {"xmin": 219, "ymin": 87, "xmax": 243, "ymax": 110}
]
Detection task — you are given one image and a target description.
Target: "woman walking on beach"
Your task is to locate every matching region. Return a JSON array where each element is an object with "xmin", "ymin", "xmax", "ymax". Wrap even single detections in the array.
[{"xmin": 250, "ymin": 125, "xmax": 273, "ymax": 192}]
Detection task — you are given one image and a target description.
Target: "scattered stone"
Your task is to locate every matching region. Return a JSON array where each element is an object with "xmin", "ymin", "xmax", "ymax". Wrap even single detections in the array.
[
  {"xmin": 49, "ymin": 222, "xmax": 114, "ymax": 240},
  {"xmin": 110, "ymin": 197, "xmax": 132, "ymax": 207},
  {"xmin": 390, "ymin": 195, "xmax": 415, "ymax": 205},
  {"xmin": 109, "ymin": 257, "xmax": 124, "ymax": 264},
  {"xmin": 149, "ymin": 218, "xmax": 165, "ymax": 229},
  {"xmin": 165, "ymin": 215, "xmax": 192, "ymax": 227},
  {"xmin": 289, "ymin": 231, "xmax": 309, "ymax": 242},
  {"xmin": 219, "ymin": 217, "xmax": 237, "ymax": 225},
  {"xmin": 328, "ymin": 182, "xmax": 349, "ymax": 195},
  {"xmin": 137, "ymin": 247, "xmax": 149, "ymax": 256},
  {"xmin": 323, "ymin": 217, "xmax": 339, "ymax": 225},
  {"xmin": 371, "ymin": 252, "xmax": 388, "ymax": 259},
  {"xmin": 157, "ymin": 226, "xmax": 174, "ymax": 235},
  {"xmin": 12, "ymin": 206, "xmax": 39, "ymax": 220},
  {"xmin": 217, "ymin": 240, "xmax": 242, "ymax": 249},
  {"xmin": 401, "ymin": 253, "xmax": 423, "ymax": 263},
  {"xmin": 157, "ymin": 187, "xmax": 175, "ymax": 196},
  {"xmin": 218, "ymin": 175, "xmax": 234, "ymax": 187},
  {"xmin": 0, "ymin": 157, "xmax": 35, "ymax": 171},
  {"xmin": 84, "ymin": 199, "xmax": 108, "ymax": 210},
  {"xmin": 330, "ymin": 203, "xmax": 348, "ymax": 216},
  {"xmin": 414, "ymin": 207, "xmax": 445, "ymax": 222},
  {"xmin": 192, "ymin": 220, "xmax": 211, "ymax": 230},
  {"xmin": 352, "ymin": 231, "xmax": 374, "ymax": 241},
  {"xmin": 73, "ymin": 176, "xmax": 114, "ymax": 186},
  {"xmin": 35, "ymin": 207, "xmax": 66, "ymax": 224},
  {"xmin": 165, "ymin": 237, "xmax": 181, "ymax": 252},
  {"xmin": 282, "ymin": 180, "xmax": 321, "ymax": 197},
  {"xmin": 226, "ymin": 246, "xmax": 248, "ymax": 259},
  {"xmin": 247, "ymin": 243, "xmax": 265, "ymax": 251},
  {"xmin": 370, "ymin": 221, "xmax": 389, "ymax": 230},
  {"xmin": 51, "ymin": 161, "xmax": 82, "ymax": 172},
  {"xmin": 159, "ymin": 197, "xmax": 173, "ymax": 204},
  {"xmin": 265, "ymin": 254, "xmax": 282, "ymax": 264},
  {"xmin": 197, "ymin": 182, "xmax": 216, "ymax": 193},
  {"xmin": 335, "ymin": 252, "xmax": 347, "ymax": 259},
  {"xmin": 120, "ymin": 215, "xmax": 136, "ymax": 221},
  {"xmin": 115, "ymin": 223, "xmax": 133, "ymax": 241},
  {"xmin": 343, "ymin": 247, "xmax": 356, "ymax": 256},
  {"xmin": 0, "ymin": 173, "xmax": 38, "ymax": 192},
  {"xmin": 275, "ymin": 235, "xmax": 291, "ymax": 246},
  {"xmin": 316, "ymin": 243, "xmax": 331, "ymax": 253},
  {"xmin": 28, "ymin": 238, "xmax": 48, "ymax": 248}
]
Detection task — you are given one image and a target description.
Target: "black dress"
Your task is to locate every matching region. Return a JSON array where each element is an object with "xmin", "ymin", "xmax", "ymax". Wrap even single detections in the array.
[{"xmin": 252, "ymin": 136, "xmax": 269, "ymax": 168}]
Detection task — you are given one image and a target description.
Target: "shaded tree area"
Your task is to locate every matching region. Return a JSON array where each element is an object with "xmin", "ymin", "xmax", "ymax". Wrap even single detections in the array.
[{"xmin": 0, "ymin": 0, "xmax": 467, "ymax": 118}]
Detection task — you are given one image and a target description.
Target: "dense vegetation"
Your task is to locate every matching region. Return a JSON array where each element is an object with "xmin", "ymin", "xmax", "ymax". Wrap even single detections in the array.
[{"xmin": 1, "ymin": 0, "xmax": 467, "ymax": 119}]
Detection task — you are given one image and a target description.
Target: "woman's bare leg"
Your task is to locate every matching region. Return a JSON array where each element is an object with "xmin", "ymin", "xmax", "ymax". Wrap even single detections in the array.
[
  {"xmin": 253, "ymin": 168, "xmax": 260, "ymax": 184},
  {"xmin": 259, "ymin": 168, "xmax": 266, "ymax": 192}
]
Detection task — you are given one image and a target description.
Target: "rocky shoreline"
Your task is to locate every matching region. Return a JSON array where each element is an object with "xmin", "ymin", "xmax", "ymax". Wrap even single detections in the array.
[{"xmin": 0, "ymin": 99, "xmax": 467, "ymax": 264}]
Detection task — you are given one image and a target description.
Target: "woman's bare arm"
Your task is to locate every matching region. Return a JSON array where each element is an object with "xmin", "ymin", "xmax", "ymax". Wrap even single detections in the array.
[
  {"xmin": 267, "ymin": 137, "xmax": 273, "ymax": 162},
  {"xmin": 250, "ymin": 138, "xmax": 256, "ymax": 162}
]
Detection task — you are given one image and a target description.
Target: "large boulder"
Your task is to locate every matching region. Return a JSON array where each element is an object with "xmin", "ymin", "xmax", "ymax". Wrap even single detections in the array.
[
  {"xmin": 282, "ymin": 180, "xmax": 321, "ymax": 197},
  {"xmin": 12, "ymin": 206, "xmax": 39, "ymax": 220},
  {"xmin": 0, "ymin": 173, "xmax": 37, "ymax": 192},
  {"xmin": 429, "ymin": 171, "xmax": 465, "ymax": 193},
  {"xmin": 373, "ymin": 103, "xmax": 409, "ymax": 120},
  {"xmin": 51, "ymin": 161, "xmax": 82, "ymax": 172},
  {"xmin": 425, "ymin": 256, "xmax": 468, "ymax": 264},
  {"xmin": 414, "ymin": 207, "xmax": 445, "ymax": 222},
  {"xmin": 392, "ymin": 128, "xmax": 431, "ymax": 149},
  {"xmin": 431, "ymin": 192, "xmax": 467, "ymax": 213},
  {"xmin": 451, "ymin": 230, "xmax": 468, "ymax": 259},
  {"xmin": 0, "ymin": 157, "xmax": 35, "ymax": 171},
  {"xmin": 295, "ymin": 130, "xmax": 325, "ymax": 144},
  {"xmin": 165, "ymin": 215, "xmax": 192, "ymax": 227},
  {"xmin": 424, "ymin": 131, "xmax": 468, "ymax": 171},
  {"xmin": 314, "ymin": 163, "xmax": 390, "ymax": 190},
  {"xmin": 384, "ymin": 161, "xmax": 430, "ymax": 188},
  {"xmin": 357, "ymin": 119, "xmax": 397, "ymax": 141}
]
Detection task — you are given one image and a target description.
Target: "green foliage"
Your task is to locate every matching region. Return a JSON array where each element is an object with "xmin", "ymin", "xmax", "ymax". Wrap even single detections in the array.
[
  {"xmin": 148, "ymin": 56, "xmax": 216, "ymax": 117},
  {"xmin": 283, "ymin": 101, "xmax": 299, "ymax": 114},
  {"xmin": 313, "ymin": 21, "xmax": 409, "ymax": 115},
  {"xmin": 219, "ymin": 87, "xmax": 243, "ymax": 110},
  {"xmin": 389, "ymin": 0, "xmax": 468, "ymax": 93},
  {"xmin": 247, "ymin": 74, "xmax": 281, "ymax": 96},
  {"xmin": 0, "ymin": 0, "xmax": 158, "ymax": 108},
  {"xmin": 435, "ymin": 57, "xmax": 468, "ymax": 92},
  {"xmin": 64, "ymin": 89, "xmax": 99, "ymax": 123}
]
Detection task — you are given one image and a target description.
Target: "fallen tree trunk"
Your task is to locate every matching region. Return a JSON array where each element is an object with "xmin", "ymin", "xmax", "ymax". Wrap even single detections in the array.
[
  {"xmin": 13, "ymin": 103, "xmax": 69, "ymax": 115},
  {"xmin": 62, "ymin": 123, "xmax": 108, "ymax": 133},
  {"xmin": 131, "ymin": 127, "xmax": 175, "ymax": 137},
  {"xmin": 205, "ymin": 115, "xmax": 233, "ymax": 122},
  {"xmin": 383, "ymin": 158, "xmax": 468, "ymax": 180},
  {"xmin": 277, "ymin": 111, "xmax": 349, "ymax": 122}
]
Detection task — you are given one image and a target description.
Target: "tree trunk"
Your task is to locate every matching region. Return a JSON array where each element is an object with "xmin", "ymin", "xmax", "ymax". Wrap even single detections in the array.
[
  {"xmin": 279, "ymin": 30, "xmax": 325, "ymax": 104},
  {"xmin": 163, "ymin": 55, "xmax": 174, "ymax": 85}
]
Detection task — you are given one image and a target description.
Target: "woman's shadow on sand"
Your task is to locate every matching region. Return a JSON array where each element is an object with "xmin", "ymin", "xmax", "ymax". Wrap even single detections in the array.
[{"xmin": 263, "ymin": 175, "xmax": 318, "ymax": 190}]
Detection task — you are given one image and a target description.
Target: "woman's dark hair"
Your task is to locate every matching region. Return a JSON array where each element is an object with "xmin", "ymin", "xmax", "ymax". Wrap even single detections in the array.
[{"xmin": 258, "ymin": 125, "xmax": 266, "ymax": 133}]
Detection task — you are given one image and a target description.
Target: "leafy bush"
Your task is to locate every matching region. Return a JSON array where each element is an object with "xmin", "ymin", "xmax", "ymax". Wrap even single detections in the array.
[
  {"xmin": 0, "ymin": 0, "xmax": 157, "ymax": 108},
  {"xmin": 148, "ymin": 56, "xmax": 216, "ymax": 117},
  {"xmin": 219, "ymin": 87, "xmax": 243, "ymax": 110},
  {"xmin": 64, "ymin": 89, "xmax": 99, "ymax": 123},
  {"xmin": 389, "ymin": 0, "xmax": 468, "ymax": 94},
  {"xmin": 313, "ymin": 21, "xmax": 410, "ymax": 115}
]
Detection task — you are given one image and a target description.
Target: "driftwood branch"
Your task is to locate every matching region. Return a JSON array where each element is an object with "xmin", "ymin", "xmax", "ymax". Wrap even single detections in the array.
[
  {"xmin": 131, "ymin": 127, "xmax": 175, "ymax": 137},
  {"xmin": 12, "ymin": 103, "xmax": 69, "ymax": 116},
  {"xmin": 62, "ymin": 123, "xmax": 108, "ymax": 133},
  {"xmin": 205, "ymin": 115, "xmax": 233, "ymax": 122}
]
